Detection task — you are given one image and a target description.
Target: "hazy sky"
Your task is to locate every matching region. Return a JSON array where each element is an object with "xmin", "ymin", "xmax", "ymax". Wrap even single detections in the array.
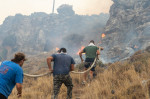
[{"xmin": 0, "ymin": 0, "xmax": 113, "ymax": 24}]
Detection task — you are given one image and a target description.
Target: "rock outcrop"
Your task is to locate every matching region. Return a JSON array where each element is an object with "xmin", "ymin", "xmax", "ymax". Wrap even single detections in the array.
[{"xmin": 101, "ymin": 0, "xmax": 150, "ymax": 62}]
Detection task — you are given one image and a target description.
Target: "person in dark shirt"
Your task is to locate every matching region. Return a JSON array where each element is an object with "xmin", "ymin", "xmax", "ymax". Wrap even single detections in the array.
[
  {"xmin": 47, "ymin": 48, "xmax": 75, "ymax": 99},
  {"xmin": 0, "ymin": 52, "xmax": 27, "ymax": 99}
]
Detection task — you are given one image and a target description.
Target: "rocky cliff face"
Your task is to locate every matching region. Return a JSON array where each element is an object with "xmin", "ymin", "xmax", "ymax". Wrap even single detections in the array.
[
  {"xmin": 101, "ymin": 0, "xmax": 150, "ymax": 62},
  {"xmin": 0, "ymin": 13, "xmax": 48, "ymax": 59},
  {"xmin": 0, "ymin": 4, "xmax": 109, "ymax": 60}
]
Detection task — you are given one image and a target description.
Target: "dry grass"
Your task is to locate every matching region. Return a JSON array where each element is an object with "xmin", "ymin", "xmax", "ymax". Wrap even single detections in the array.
[{"xmin": 9, "ymin": 50, "xmax": 150, "ymax": 99}]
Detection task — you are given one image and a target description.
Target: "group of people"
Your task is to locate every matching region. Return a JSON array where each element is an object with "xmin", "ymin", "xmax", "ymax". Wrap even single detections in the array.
[{"xmin": 0, "ymin": 40, "xmax": 102, "ymax": 99}]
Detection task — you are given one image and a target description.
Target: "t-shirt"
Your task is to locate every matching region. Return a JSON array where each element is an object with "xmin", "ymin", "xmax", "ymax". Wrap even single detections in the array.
[
  {"xmin": 83, "ymin": 46, "xmax": 99, "ymax": 59},
  {"xmin": 51, "ymin": 53, "xmax": 75, "ymax": 76},
  {"xmin": 0, "ymin": 61, "xmax": 23, "ymax": 98}
]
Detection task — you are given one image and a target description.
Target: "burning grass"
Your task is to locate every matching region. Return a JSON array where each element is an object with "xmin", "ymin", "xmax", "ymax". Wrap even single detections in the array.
[{"xmin": 9, "ymin": 49, "xmax": 150, "ymax": 99}]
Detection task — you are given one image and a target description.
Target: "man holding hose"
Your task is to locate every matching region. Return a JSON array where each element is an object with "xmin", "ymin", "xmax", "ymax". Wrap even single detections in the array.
[
  {"xmin": 0, "ymin": 52, "xmax": 26, "ymax": 99},
  {"xmin": 79, "ymin": 40, "xmax": 101, "ymax": 84},
  {"xmin": 47, "ymin": 48, "xmax": 75, "ymax": 99}
]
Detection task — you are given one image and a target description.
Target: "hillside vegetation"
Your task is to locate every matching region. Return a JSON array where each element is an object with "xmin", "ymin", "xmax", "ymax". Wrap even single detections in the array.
[{"xmin": 9, "ymin": 47, "xmax": 150, "ymax": 99}]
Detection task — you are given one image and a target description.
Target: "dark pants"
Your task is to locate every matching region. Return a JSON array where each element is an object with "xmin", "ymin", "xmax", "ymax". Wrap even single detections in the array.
[
  {"xmin": 52, "ymin": 74, "xmax": 73, "ymax": 99},
  {"xmin": 0, "ymin": 93, "xmax": 7, "ymax": 99}
]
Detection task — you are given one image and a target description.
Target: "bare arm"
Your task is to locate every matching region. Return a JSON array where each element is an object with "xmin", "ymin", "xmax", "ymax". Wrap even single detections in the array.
[
  {"xmin": 97, "ymin": 47, "xmax": 104, "ymax": 60},
  {"xmin": 79, "ymin": 50, "xmax": 84, "ymax": 62},
  {"xmin": 70, "ymin": 64, "xmax": 74, "ymax": 71},
  {"xmin": 47, "ymin": 56, "xmax": 53, "ymax": 72},
  {"xmin": 97, "ymin": 49, "xmax": 100, "ymax": 55},
  {"xmin": 96, "ymin": 47, "xmax": 101, "ymax": 60},
  {"xmin": 16, "ymin": 83, "xmax": 22, "ymax": 98},
  {"xmin": 100, "ymin": 47, "xmax": 104, "ymax": 50}
]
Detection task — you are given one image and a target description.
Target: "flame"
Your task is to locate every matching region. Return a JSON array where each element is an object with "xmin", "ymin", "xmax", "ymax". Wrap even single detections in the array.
[
  {"xmin": 56, "ymin": 47, "xmax": 59, "ymax": 51},
  {"xmin": 101, "ymin": 33, "xmax": 106, "ymax": 38},
  {"xmin": 77, "ymin": 46, "xmax": 85, "ymax": 55}
]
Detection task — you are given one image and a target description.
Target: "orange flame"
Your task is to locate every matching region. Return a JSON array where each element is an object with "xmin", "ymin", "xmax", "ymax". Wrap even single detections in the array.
[
  {"xmin": 101, "ymin": 33, "xmax": 106, "ymax": 38},
  {"xmin": 77, "ymin": 46, "xmax": 85, "ymax": 55},
  {"xmin": 56, "ymin": 47, "xmax": 59, "ymax": 51}
]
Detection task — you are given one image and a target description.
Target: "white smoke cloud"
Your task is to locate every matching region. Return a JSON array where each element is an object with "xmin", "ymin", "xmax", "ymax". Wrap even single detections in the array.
[{"xmin": 71, "ymin": 0, "xmax": 113, "ymax": 15}]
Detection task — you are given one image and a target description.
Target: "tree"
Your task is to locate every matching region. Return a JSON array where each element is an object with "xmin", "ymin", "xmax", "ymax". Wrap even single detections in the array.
[{"xmin": 57, "ymin": 4, "xmax": 75, "ymax": 16}]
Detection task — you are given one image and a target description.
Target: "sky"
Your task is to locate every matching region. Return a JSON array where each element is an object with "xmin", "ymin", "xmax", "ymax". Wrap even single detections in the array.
[{"xmin": 0, "ymin": 0, "xmax": 113, "ymax": 24}]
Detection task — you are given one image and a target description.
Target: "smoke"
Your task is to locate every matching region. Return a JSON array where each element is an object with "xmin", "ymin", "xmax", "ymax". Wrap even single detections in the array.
[
  {"xmin": 41, "ymin": 4, "xmax": 109, "ymax": 53},
  {"xmin": 0, "ymin": 4, "xmax": 109, "ymax": 61},
  {"xmin": 73, "ymin": 0, "xmax": 113, "ymax": 15},
  {"xmin": 60, "ymin": 34, "xmax": 84, "ymax": 54}
]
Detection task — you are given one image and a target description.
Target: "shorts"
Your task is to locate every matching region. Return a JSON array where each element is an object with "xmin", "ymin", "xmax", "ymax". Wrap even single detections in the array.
[{"xmin": 84, "ymin": 58, "xmax": 96, "ymax": 71}]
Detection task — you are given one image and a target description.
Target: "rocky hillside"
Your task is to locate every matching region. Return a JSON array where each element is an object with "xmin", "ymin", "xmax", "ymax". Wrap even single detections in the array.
[
  {"xmin": 0, "ymin": 4, "xmax": 109, "ymax": 60},
  {"xmin": 101, "ymin": 0, "xmax": 150, "ymax": 62}
]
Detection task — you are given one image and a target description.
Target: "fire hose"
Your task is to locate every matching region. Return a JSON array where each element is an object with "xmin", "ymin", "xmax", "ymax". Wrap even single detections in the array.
[
  {"xmin": 24, "ymin": 46, "xmax": 102, "ymax": 78},
  {"xmin": 23, "ymin": 57, "xmax": 97, "ymax": 77}
]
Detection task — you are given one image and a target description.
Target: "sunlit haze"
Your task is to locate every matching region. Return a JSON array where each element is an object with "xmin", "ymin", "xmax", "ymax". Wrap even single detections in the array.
[{"xmin": 0, "ymin": 0, "xmax": 113, "ymax": 24}]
